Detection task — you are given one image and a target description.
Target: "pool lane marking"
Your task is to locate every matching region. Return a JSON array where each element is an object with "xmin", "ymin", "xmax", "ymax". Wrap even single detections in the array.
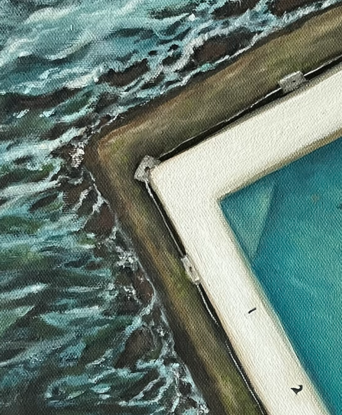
[{"xmin": 291, "ymin": 385, "xmax": 303, "ymax": 395}]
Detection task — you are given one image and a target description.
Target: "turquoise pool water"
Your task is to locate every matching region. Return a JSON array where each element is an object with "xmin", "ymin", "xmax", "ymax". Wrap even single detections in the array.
[{"xmin": 221, "ymin": 138, "xmax": 342, "ymax": 415}]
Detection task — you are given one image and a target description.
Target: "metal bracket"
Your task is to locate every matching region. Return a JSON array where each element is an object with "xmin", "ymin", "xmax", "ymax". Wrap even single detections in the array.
[
  {"xmin": 134, "ymin": 155, "xmax": 161, "ymax": 183},
  {"xmin": 278, "ymin": 71, "xmax": 306, "ymax": 94},
  {"xmin": 181, "ymin": 255, "xmax": 200, "ymax": 285}
]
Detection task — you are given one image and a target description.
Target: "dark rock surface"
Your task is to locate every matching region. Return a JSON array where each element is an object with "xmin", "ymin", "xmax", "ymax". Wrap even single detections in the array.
[
  {"xmin": 141, "ymin": 73, "xmax": 165, "ymax": 90},
  {"xmin": 77, "ymin": 188, "xmax": 98, "ymax": 216},
  {"xmin": 84, "ymin": 203, "xmax": 115, "ymax": 237},
  {"xmin": 116, "ymin": 293, "xmax": 141, "ymax": 315},
  {"xmin": 98, "ymin": 59, "xmax": 149, "ymax": 87},
  {"xmin": 43, "ymin": 123, "xmax": 71, "ymax": 141},
  {"xmin": 132, "ymin": 270, "xmax": 154, "ymax": 305},
  {"xmin": 115, "ymin": 327, "xmax": 154, "ymax": 368},
  {"xmin": 169, "ymin": 44, "xmax": 179, "ymax": 52},
  {"xmin": 59, "ymin": 171, "xmax": 93, "ymax": 208},
  {"xmin": 13, "ymin": 155, "xmax": 34, "ymax": 165},
  {"xmin": 94, "ymin": 92, "xmax": 118, "ymax": 113},
  {"xmin": 150, "ymin": 3, "xmax": 196, "ymax": 19},
  {"xmin": 162, "ymin": 51, "xmax": 182, "ymax": 66},
  {"xmin": 51, "ymin": 142, "xmax": 75, "ymax": 162},
  {"xmin": 43, "ymin": 116, "xmax": 93, "ymax": 142},
  {"xmin": 212, "ymin": 0, "xmax": 259, "ymax": 19},
  {"xmin": 97, "ymin": 114, "xmax": 112, "ymax": 128},
  {"xmin": 270, "ymin": 0, "xmax": 317, "ymax": 16},
  {"xmin": 2, "ymin": 88, "xmax": 79, "ymax": 113},
  {"xmin": 181, "ymin": 29, "xmax": 255, "ymax": 72},
  {"xmin": 29, "ymin": 193, "xmax": 58, "ymax": 212}
]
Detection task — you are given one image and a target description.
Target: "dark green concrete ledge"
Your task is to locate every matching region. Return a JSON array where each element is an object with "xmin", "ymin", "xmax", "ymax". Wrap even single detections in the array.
[{"xmin": 85, "ymin": 6, "xmax": 342, "ymax": 414}]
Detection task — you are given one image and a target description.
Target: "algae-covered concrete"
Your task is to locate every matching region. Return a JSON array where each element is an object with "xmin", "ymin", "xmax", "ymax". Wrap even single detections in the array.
[{"xmin": 85, "ymin": 6, "xmax": 342, "ymax": 414}]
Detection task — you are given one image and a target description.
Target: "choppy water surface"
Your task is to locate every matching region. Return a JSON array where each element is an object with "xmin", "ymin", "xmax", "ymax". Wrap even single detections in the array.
[
  {"xmin": 221, "ymin": 138, "xmax": 342, "ymax": 415},
  {"xmin": 0, "ymin": 0, "xmax": 341, "ymax": 413}
]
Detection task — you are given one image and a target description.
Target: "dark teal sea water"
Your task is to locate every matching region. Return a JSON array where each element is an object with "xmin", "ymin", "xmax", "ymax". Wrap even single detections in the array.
[
  {"xmin": 1, "ymin": 0, "xmax": 341, "ymax": 413},
  {"xmin": 221, "ymin": 138, "xmax": 342, "ymax": 415}
]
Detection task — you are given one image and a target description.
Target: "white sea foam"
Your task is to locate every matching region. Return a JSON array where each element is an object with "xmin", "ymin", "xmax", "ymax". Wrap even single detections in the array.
[{"xmin": 0, "ymin": 284, "xmax": 48, "ymax": 301}]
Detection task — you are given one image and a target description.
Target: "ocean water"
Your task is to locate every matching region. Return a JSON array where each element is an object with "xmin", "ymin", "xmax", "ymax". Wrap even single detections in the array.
[
  {"xmin": 221, "ymin": 138, "xmax": 342, "ymax": 415},
  {"xmin": 1, "ymin": 0, "xmax": 341, "ymax": 413}
]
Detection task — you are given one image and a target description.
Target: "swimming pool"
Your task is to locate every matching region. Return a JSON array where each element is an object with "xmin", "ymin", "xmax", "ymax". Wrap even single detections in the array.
[{"xmin": 221, "ymin": 137, "xmax": 342, "ymax": 415}]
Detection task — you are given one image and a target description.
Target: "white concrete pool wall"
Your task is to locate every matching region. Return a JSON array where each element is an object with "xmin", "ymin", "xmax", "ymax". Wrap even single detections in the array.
[{"xmin": 149, "ymin": 65, "xmax": 342, "ymax": 415}]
